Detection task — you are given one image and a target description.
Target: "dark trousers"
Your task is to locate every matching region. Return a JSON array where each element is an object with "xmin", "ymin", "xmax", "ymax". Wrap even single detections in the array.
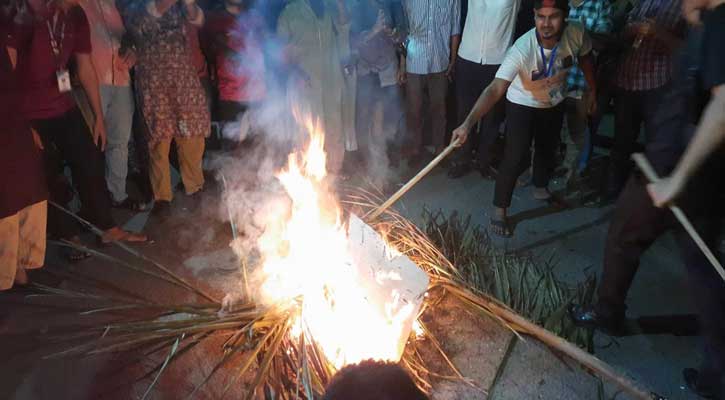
[
  {"xmin": 676, "ymin": 159, "xmax": 725, "ymax": 394},
  {"xmin": 597, "ymin": 79, "xmax": 689, "ymax": 314},
  {"xmin": 598, "ymin": 167, "xmax": 725, "ymax": 394},
  {"xmin": 493, "ymin": 101, "xmax": 564, "ymax": 208},
  {"xmin": 608, "ymin": 85, "xmax": 668, "ymax": 195},
  {"xmin": 217, "ymin": 100, "xmax": 248, "ymax": 123},
  {"xmin": 597, "ymin": 175, "xmax": 675, "ymax": 315},
  {"xmin": 453, "ymin": 56, "xmax": 504, "ymax": 168},
  {"xmin": 33, "ymin": 107, "xmax": 115, "ymax": 238},
  {"xmin": 405, "ymin": 72, "xmax": 447, "ymax": 155}
]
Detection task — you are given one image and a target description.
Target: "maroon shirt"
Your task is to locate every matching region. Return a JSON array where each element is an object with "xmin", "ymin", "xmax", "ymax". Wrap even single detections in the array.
[
  {"xmin": 13, "ymin": 4, "xmax": 92, "ymax": 120},
  {"xmin": 0, "ymin": 14, "xmax": 47, "ymax": 219}
]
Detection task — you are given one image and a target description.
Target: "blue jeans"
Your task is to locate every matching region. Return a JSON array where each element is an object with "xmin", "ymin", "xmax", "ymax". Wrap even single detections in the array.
[{"xmin": 100, "ymin": 85, "xmax": 134, "ymax": 203}]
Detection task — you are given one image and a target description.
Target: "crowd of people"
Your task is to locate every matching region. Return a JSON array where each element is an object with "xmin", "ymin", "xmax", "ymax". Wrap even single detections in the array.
[{"xmin": 0, "ymin": 0, "xmax": 723, "ymax": 397}]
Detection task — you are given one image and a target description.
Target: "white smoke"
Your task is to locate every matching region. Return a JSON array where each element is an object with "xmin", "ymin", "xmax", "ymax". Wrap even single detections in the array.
[{"xmin": 210, "ymin": 1, "xmax": 404, "ymax": 273}]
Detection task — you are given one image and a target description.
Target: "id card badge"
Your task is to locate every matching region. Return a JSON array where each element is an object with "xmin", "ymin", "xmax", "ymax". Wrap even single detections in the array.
[
  {"xmin": 56, "ymin": 69, "xmax": 71, "ymax": 93},
  {"xmin": 549, "ymin": 86, "xmax": 564, "ymax": 104}
]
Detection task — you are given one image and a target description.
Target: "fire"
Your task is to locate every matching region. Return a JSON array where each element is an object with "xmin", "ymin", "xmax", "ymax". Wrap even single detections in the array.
[{"xmin": 257, "ymin": 114, "xmax": 418, "ymax": 369}]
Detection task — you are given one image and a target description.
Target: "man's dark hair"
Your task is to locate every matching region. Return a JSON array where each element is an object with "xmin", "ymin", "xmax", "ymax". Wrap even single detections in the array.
[{"xmin": 322, "ymin": 360, "xmax": 429, "ymax": 400}]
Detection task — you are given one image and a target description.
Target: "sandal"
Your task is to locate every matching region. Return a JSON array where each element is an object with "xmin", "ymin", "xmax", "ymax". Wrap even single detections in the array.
[
  {"xmin": 113, "ymin": 197, "xmax": 149, "ymax": 212},
  {"xmin": 62, "ymin": 246, "xmax": 92, "ymax": 263},
  {"xmin": 489, "ymin": 218, "xmax": 514, "ymax": 238}
]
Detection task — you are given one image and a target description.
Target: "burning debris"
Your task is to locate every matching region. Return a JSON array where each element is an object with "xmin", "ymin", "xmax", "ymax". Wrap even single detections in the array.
[{"xmin": 32, "ymin": 110, "xmax": 654, "ymax": 400}]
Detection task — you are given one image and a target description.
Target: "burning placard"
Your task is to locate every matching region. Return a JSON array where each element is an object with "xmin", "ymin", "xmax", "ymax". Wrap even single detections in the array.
[
  {"xmin": 255, "ymin": 113, "xmax": 428, "ymax": 370},
  {"xmin": 345, "ymin": 213, "xmax": 430, "ymax": 362}
]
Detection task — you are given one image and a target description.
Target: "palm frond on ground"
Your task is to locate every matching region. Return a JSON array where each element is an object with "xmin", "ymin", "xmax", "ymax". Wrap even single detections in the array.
[{"xmin": 18, "ymin": 194, "xmax": 594, "ymax": 398}]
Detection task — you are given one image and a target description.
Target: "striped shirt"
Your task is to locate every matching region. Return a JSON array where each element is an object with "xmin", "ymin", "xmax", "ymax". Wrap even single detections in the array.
[
  {"xmin": 566, "ymin": 0, "xmax": 613, "ymax": 98},
  {"xmin": 615, "ymin": 0, "xmax": 685, "ymax": 91},
  {"xmin": 403, "ymin": 0, "xmax": 461, "ymax": 74}
]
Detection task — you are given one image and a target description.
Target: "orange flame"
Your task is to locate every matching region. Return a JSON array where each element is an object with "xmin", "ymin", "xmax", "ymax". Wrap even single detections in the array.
[{"xmin": 257, "ymin": 111, "xmax": 415, "ymax": 369}]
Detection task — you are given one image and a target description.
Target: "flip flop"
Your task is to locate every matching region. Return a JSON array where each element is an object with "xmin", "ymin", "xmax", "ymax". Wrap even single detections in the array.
[{"xmin": 489, "ymin": 218, "xmax": 513, "ymax": 238}]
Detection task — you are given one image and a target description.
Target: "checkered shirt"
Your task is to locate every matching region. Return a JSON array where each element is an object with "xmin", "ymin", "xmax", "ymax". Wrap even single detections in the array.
[
  {"xmin": 566, "ymin": 0, "xmax": 614, "ymax": 98},
  {"xmin": 615, "ymin": 0, "xmax": 685, "ymax": 91}
]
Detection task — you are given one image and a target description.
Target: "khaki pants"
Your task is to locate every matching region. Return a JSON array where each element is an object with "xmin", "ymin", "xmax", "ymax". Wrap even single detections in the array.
[
  {"xmin": 0, "ymin": 201, "xmax": 47, "ymax": 290},
  {"xmin": 148, "ymin": 137, "xmax": 205, "ymax": 201}
]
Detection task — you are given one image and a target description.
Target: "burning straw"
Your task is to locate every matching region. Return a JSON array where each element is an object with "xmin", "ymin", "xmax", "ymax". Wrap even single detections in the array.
[
  {"xmin": 31, "ymin": 187, "xmax": 656, "ymax": 400},
  {"xmin": 29, "ymin": 114, "xmax": 651, "ymax": 399}
]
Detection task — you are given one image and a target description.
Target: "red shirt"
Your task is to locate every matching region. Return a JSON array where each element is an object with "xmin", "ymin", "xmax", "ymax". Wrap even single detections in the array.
[
  {"xmin": 203, "ymin": 9, "xmax": 266, "ymax": 102},
  {"xmin": 13, "ymin": 5, "xmax": 92, "ymax": 120},
  {"xmin": 0, "ymin": 15, "xmax": 47, "ymax": 218}
]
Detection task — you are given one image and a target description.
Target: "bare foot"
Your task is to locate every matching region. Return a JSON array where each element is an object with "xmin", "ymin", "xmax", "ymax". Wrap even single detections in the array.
[
  {"xmin": 489, "ymin": 217, "xmax": 513, "ymax": 237},
  {"xmin": 102, "ymin": 227, "xmax": 148, "ymax": 244},
  {"xmin": 14, "ymin": 267, "xmax": 28, "ymax": 286}
]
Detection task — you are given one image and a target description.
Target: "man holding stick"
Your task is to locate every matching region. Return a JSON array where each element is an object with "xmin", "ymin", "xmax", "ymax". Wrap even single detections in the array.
[
  {"xmin": 451, "ymin": 0, "xmax": 597, "ymax": 237},
  {"xmin": 570, "ymin": 0, "xmax": 723, "ymax": 396},
  {"xmin": 647, "ymin": 0, "xmax": 725, "ymax": 397}
]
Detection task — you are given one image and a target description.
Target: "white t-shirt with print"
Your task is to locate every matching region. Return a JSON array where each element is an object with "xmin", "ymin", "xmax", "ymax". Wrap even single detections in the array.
[{"xmin": 495, "ymin": 23, "xmax": 592, "ymax": 108}]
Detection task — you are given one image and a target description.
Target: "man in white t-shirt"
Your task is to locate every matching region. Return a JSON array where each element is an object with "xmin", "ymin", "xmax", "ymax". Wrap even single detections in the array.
[
  {"xmin": 451, "ymin": 0, "xmax": 596, "ymax": 237},
  {"xmin": 448, "ymin": 0, "xmax": 521, "ymax": 180}
]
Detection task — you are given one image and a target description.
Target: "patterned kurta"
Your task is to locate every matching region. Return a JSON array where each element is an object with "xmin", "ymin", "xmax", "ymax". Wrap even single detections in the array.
[{"xmin": 122, "ymin": 2, "xmax": 210, "ymax": 144}]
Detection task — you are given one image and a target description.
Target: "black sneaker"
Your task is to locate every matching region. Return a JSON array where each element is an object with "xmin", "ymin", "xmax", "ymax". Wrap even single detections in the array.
[
  {"xmin": 568, "ymin": 303, "xmax": 625, "ymax": 335},
  {"xmin": 447, "ymin": 162, "xmax": 471, "ymax": 179}
]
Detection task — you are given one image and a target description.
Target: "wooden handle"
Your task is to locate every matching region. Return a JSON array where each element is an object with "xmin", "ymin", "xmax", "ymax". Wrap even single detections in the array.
[
  {"xmin": 632, "ymin": 153, "xmax": 725, "ymax": 283},
  {"xmin": 368, "ymin": 139, "xmax": 461, "ymax": 220}
]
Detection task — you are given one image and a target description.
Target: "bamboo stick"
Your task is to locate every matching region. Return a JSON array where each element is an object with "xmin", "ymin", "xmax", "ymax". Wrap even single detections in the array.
[
  {"xmin": 48, "ymin": 201, "xmax": 220, "ymax": 303},
  {"xmin": 368, "ymin": 139, "xmax": 460, "ymax": 220},
  {"xmin": 490, "ymin": 299, "xmax": 658, "ymax": 400},
  {"xmin": 444, "ymin": 282, "xmax": 660, "ymax": 400},
  {"xmin": 632, "ymin": 153, "xmax": 725, "ymax": 283},
  {"xmin": 221, "ymin": 174, "xmax": 251, "ymax": 300}
]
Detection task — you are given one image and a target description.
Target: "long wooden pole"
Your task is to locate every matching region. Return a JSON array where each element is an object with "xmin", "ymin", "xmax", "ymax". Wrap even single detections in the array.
[
  {"xmin": 368, "ymin": 139, "xmax": 461, "ymax": 220},
  {"xmin": 445, "ymin": 282, "xmax": 660, "ymax": 400},
  {"xmin": 632, "ymin": 153, "xmax": 725, "ymax": 283},
  {"xmin": 488, "ymin": 299, "xmax": 659, "ymax": 400}
]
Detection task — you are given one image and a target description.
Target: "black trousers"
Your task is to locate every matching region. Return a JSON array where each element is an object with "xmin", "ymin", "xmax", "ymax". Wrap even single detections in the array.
[
  {"xmin": 452, "ymin": 56, "xmax": 505, "ymax": 168},
  {"xmin": 598, "ymin": 168, "xmax": 725, "ymax": 393},
  {"xmin": 493, "ymin": 101, "xmax": 564, "ymax": 208},
  {"xmin": 676, "ymin": 159, "xmax": 725, "ymax": 394},
  {"xmin": 597, "ymin": 175, "xmax": 675, "ymax": 315},
  {"xmin": 608, "ymin": 85, "xmax": 669, "ymax": 195},
  {"xmin": 33, "ymin": 107, "xmax": 115, "ymax": 238},
  {"xmin": 597, "ymin": 79, "xmax": 689, "ymax": 314}
]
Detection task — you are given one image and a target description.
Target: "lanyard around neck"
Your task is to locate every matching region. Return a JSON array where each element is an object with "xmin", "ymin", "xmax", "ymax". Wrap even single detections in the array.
[
  {"xmin": 537, "ymin": 33, "xmax": 559, "ymax": 78},
  {"xmin": 46, "ymin": 11, "xmax": 66, "ymax": 60}
]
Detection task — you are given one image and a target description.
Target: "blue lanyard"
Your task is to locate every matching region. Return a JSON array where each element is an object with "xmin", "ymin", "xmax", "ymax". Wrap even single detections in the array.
[{"xmin": 538, "ymin": 41, "xmax": 559, "ymax": 78}]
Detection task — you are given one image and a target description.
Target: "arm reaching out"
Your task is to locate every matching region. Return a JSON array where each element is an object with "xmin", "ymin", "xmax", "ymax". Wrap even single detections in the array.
[
  {"xmin": 648, "ymin": 85, "xmax": 725, "ymax": 207},
  {"xmin": 451, "ymin": 78, "xmax": 510, "ymax": 146}
]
